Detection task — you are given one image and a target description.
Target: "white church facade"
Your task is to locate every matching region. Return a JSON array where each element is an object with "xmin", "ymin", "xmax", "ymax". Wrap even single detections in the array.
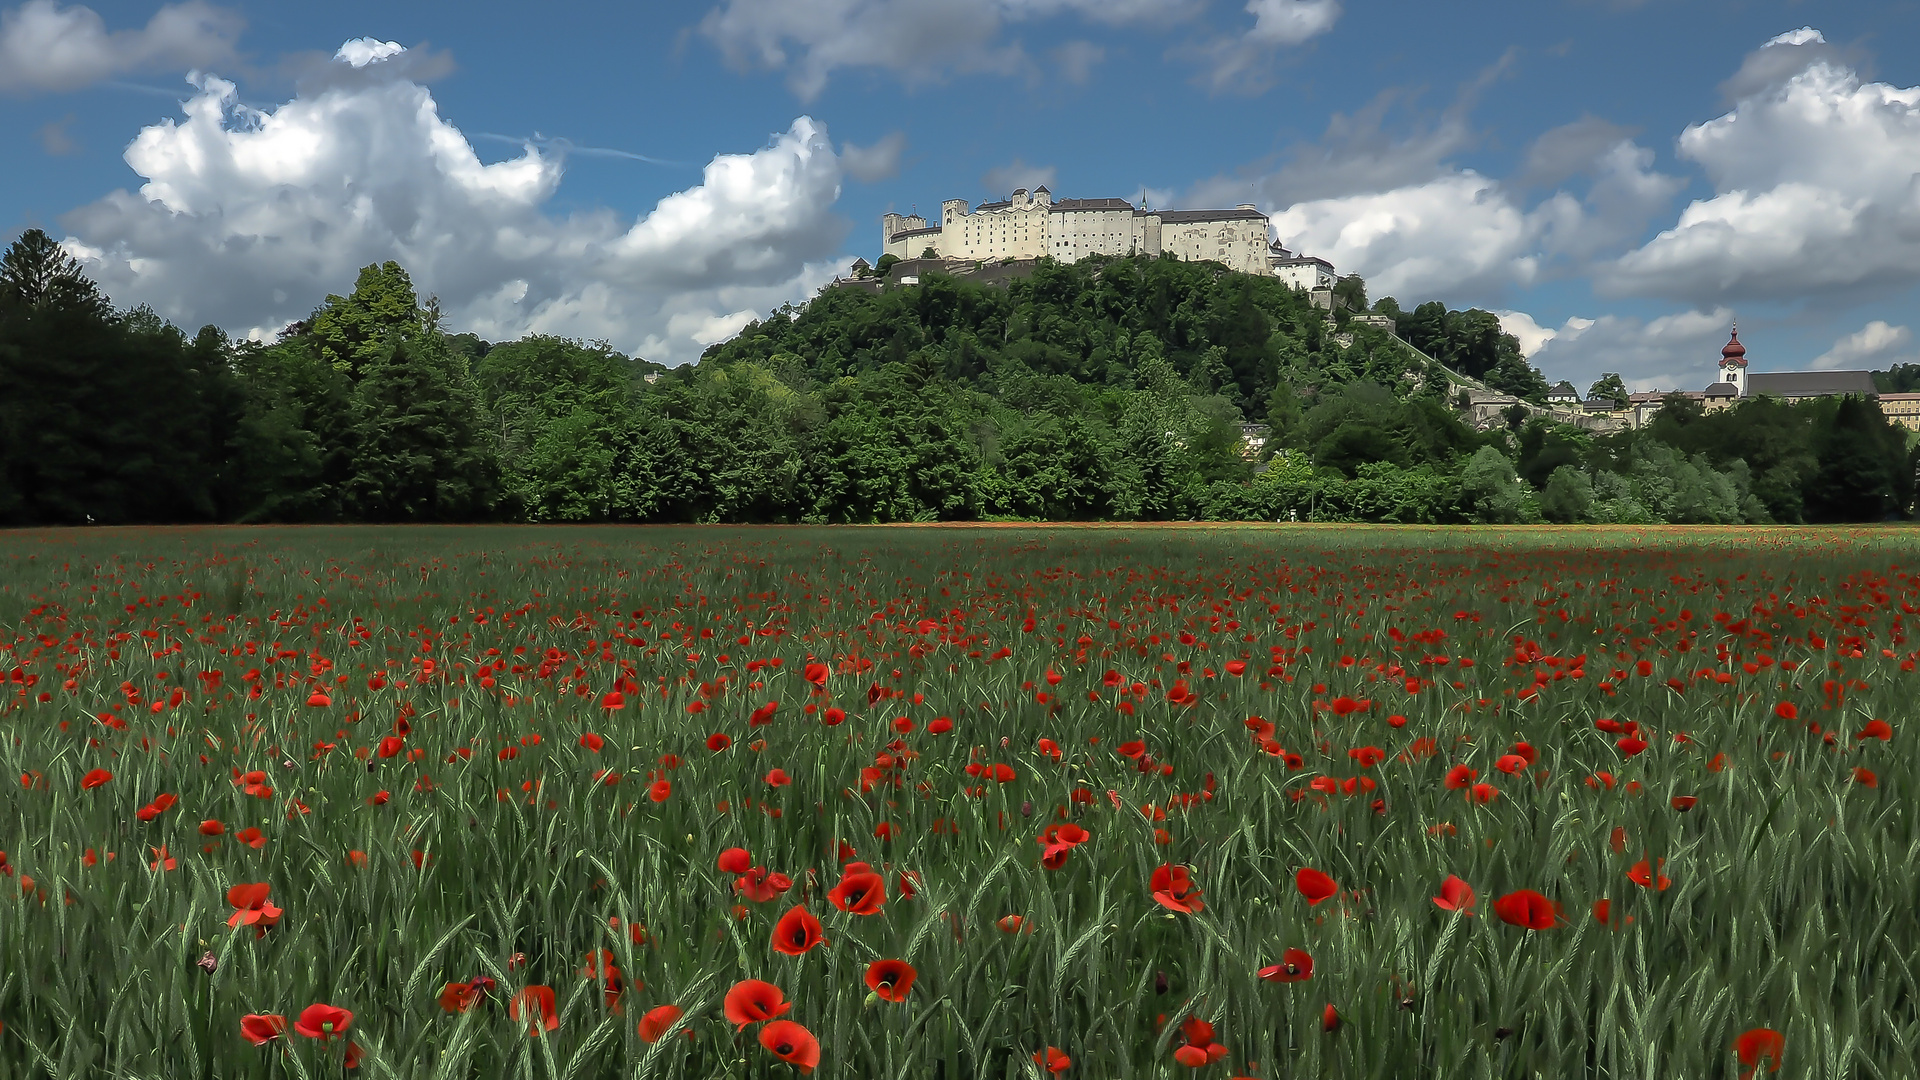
[{"xmin": 882, "ymin": 187, "xmax": 1310, "ymax": 279}]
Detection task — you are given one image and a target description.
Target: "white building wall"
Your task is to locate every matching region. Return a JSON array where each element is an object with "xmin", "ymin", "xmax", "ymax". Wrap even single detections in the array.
[
  {"xmin": 1160, "ymin": 217, "xmax": 1270, "ymax": 275},
  {"xmin": 886, "ymin": 194, "xmax": 1303, "ymax": 278}
]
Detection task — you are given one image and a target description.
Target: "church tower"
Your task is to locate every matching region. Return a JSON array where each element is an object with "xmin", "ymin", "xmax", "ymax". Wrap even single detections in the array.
[{"xmin": 1719, "ymin": 326, "xmax": 1748, "ymax": 396}]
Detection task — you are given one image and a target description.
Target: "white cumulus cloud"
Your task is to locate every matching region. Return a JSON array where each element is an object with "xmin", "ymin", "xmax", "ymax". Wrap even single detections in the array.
[
  {"xmin": 1602, "ymin": 31, "xmax": 1920, "ymax": 305},
  {"xmin": 697, "ymin": 0, "xmax": 1208, "ymax": 100},
  {"xmin": 1812, "ymin": 320, "xmax": 1913, "ymax": 370},
  {"xmin": 1495, "ymin": 310, "xmax": 1560, "ymax": 359},
  {"xmin": 0, "ymin": 0, "xmax": 241, "ymax": 93},
  {"xmin": 1269, "ymin": 172, "xmax": 1541, "ymax": 301},
  {"xmin": 1186, "ymin": 0, "xmax": 1341, "ymax": 93},
  {"xmin": 1528, "ymin": 308, "xmax": 1733, "ymax": 391},
  {"xmin": 59, "ymin": 46, "xmax": 855, "ymax": 364},
  {"xmin": 981, "ymin": 158, "xmax": 1057, "ymax": 195}
]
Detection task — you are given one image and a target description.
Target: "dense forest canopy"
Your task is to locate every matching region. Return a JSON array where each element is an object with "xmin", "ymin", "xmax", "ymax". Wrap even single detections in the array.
[{"xmin": 0, "ymin": 230, "xmax": 1911, "ymax": 526}]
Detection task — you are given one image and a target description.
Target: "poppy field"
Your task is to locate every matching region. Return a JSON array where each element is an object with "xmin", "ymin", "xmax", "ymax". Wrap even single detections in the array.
[{"xmin": 0, "ymin": 524, "xmax": 1914, "ymax": 1079}]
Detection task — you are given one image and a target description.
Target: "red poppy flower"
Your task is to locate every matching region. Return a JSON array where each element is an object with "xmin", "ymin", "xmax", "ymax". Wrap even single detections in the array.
[
  {"xmin": 1734, "ymin": 1028, "xmax": 1784, "ymax": 1076},
  {"xmin": 759, "ymin": 1020, "xmax": 821, "ymax": 1073},
  {"xmin": 306, "ymin": 691, "xmax": 331, "ymax": 708},
  {"xmin": 1617, "ymin": 736, "xmax": 1649, "ymax": 757},
  {"xmin": 735, "ymin": 867, "xmax": 793, "ymax": 903},
  {"xmin": 1034, "ymin": 1047, "xmax": 1071, "ymax": 1073},
  {"xmin": 81, "ymin": 768, "xmax": 113, "ymax": 790},
  {"xmin": 1773, "ymin": 702, "xmax": 1797, "ymax": 721},
  {"xmin": 439, "ymin": 981, "xmax": 482, "ymax": 1014},
  {"xmin": 149, "ymin": 845, "xmax": 177, "ymax": 872},
  {"xmin": 997, "ymin": 914, "xmax": 1026, "ymax": 934},
  {"xmin": 509, "ymin": 986, "xmax": 558, "ymax": 1036},
  {"xmin": 1510, "ymin": 741, "xmax": 1537, "ymax": 764},
  {"xmin": 579, "ymin": 732, "xmax": 604, "ymax": 752},
  {"xmin": 240, "ymin": 1013, "xmax": 287, "ymax": 1045},
  {"xmin": 1432, "ymin": 874, "xmax": 1476, "ymax": 913},
  {"xmin": 600, "ymin": 690, "xmax": 625, "ymax": 710},
  {"xmin": 828, "ymin": 871, "xmax": 886, "ymax": 915},
  {"xmin": 293, "ymin": 1003, "xmax": 353, "ymax": 1041},
  {"xmin": 765, "ymin": 768, "xmax": 791, "ymax": 787},
  {"xmin": 723, "ymin": 979, "xmax": 790, "ymax": 1029},
  {"xmin": 1443, "ymin": 764, "xmax": 1475, "ymax": 789},
  {"xmin": 1493, "ymin": 890, "xmax": 1561, "ymax": 929},
  {"xmin": 638, "ymin": 1004, "xmax": 683, "ymax": 1042},
  {"xmin": 803, "ymin": 663, "xmax": 829, "ymax": 686},
  {"xmin": 226, "ymin": 882, "xmax": 283, "ymax": 928},
  {"xmin": 707, "ymin": 732, "xmax": 732, "ymax": 751},
  {"xmin": 1151, "ymin": 863, "xmax": 1204, "ymax": 913},
  {"xmin": 378, "ymin": 736, "xmax": 405, "ymax": 758},
  {"xmin": 236, "ymin": 827, "xmax": 267, "ymax": 850},
  {"xmin": 1670, "ymin": 796, "xmax": 1697, "ymax": 812},
  {"xmin": 1494, "ymin": 754, "xmax": 1526, "ymax": 774},
  {"xmin": 865, "ymin": 959, "xmax": 917, "ymax": 1002},
  {"xmin": 1852, "ymin": 767, "xmax": 1878, "ymax": 787},
  {"xmin": 1323, "ymin": 1003, "xmax": 1341, "ymax": 1032},
  {"xmin": 1468, "ymin": 782, "xmax": 1498, "ymax": 804},
  {"xmin": 1856, "ymin": 719, "xmax": 1893, "ymax": 742},
  {"xmin": 649, "ymin": 780, "xmax": 672, "ymax": 802},
  {"xmin": 823, "ymin": 706, "xmax": 846, "ymax": 726},
  {"xmin": 1295, "ymin": 868, "xmax": 1337, "ymax": 905},
  {"xmin": 771, "ymin": 906, "xmax": 826, "ymax": 955},
  {"xmin": 718, "ymin": 847, "xmax": 752, "ymax": 874},
  {"xmin": 1257, "ymin": 947, "xmax": 1313, "ymax": 982},
  {"xmin": 1348, "ymin": 746, "xmax": 1385, "ymax": 767},
  {"xmin": 1627, "ymin": 859, "xmax": 1671, "ymax": 891}
]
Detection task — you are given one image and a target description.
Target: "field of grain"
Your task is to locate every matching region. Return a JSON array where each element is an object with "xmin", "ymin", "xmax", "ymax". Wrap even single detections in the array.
[{"xmin": 0, "ymin": 525, "xmax": 1912, "ymax": 1079}]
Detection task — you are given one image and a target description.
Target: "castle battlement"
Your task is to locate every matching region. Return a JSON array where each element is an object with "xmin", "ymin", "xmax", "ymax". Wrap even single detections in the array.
[{"xmin": 882, "ymin": 189, "xmax": 1318, "ymax": 280}]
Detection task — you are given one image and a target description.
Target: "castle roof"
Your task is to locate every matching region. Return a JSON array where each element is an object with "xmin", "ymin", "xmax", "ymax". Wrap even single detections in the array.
[
  {"xmin": 1703, "ymin": 382, "xmax": 1739, "ymax": 398},
  {"xmin": 1051, "ymin": 198, "xmax": 1136, "ymax": 211},
  {"xmin": 889, "ymin": 225, "xmax": 942, "ymax": 241},
  {"xmin": 1158, "ymin": 207, "xmax": 1268, "ymax": 223},
  {"xmin": 1747, "ymin": 370, "xmax": 1876, "ymax": 398}
]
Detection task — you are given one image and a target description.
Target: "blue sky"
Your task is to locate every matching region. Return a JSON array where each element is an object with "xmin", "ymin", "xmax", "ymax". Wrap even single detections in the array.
[{"xmin": 5, "ymin": 0, "xmax": 1920, "ymax": 389}]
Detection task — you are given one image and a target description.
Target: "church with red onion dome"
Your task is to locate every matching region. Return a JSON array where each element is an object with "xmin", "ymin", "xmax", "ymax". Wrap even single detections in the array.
[{"xmin": 1708, "ymin": 325, "xmax": 1872, "ymax": 401}]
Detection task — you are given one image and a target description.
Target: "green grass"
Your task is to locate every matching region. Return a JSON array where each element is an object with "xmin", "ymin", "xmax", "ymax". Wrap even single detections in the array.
[{"xmin": 0, "ymin": 524, "xmax": 1913, "ymax": 1079}]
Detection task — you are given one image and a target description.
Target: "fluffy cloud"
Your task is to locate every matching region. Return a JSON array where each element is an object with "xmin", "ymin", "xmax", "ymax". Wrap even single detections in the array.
[
  {"xmin": 1181, "ymin": 0, "xmax": 1341, "ymax": 93},
  {"xmin": 1526, "ymin": 307, "xmax": 1733, "ymax": 391},
  {"xmin": 1495, "ymin": 310, "xmax": 1561, "ymax": 359},
  {"xmin": 1602, "ymin": 30, "xmax": 1920, "ymax": 304},
  {"xmin": 1189, "ymin": 68, "xmax": 1676, "ymax": 306},
  {"xmin": 60, "ymin": 42, "xmax": 852, "ymax": 364},
  {"xmin": 1812, "ymin": 321, "xmax": 1914, "ymax": 370},
  {"xmin": 0, "ymin": 0, "xmax": 241, "ymax": 93},
  {"xmin": 698, "ymin": 0, "xmax": 1200, "ymax": 100},
  {"xmin": 1269, "ymin": 172, "xmax": 1541, "ymax": 300},
  {"xmin": 841, "ymin": 132, "xmax": 907, "ymax": 182},
  {"xmin": 981, "ymin": 158, "xmax": 1056, "ymax": 195}
]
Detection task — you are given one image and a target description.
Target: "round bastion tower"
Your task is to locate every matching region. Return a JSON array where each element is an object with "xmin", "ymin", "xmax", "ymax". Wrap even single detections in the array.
[{"xmin": 1719, "ymin": 326, "xmax": 1747, "ymax": 396}]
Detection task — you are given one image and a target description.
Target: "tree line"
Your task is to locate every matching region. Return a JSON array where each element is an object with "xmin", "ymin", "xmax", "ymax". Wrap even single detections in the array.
[{"xmin": 0, "ymin": 229, "xmax": 1910, "ymax": 526}]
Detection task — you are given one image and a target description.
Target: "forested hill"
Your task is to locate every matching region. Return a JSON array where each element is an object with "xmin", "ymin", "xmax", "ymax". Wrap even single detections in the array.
[
  {"xmin": 702, "ymin": 253, "xmax": 1551, "ymax": 409},
  {"xmin": 1, "ymin": 230, "xmax": 1912, "ymax": 526}
]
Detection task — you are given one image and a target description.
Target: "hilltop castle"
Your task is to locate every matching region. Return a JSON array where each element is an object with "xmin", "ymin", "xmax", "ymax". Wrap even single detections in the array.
[{"xmin": 882, "ymin": 187, "xmax": 1334, "ymax": 287}]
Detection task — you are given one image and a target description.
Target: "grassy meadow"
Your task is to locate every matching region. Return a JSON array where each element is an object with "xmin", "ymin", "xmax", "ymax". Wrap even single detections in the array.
[{"xmin": 0, "ymin": 524, "xmax": 1913, "ymax": 1079}]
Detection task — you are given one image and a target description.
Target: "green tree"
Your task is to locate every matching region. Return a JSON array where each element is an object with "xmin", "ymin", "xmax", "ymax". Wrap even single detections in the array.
[
  {"xmin": 346, "ymin": 335, "xmax": 498, "ymax": 521},
  {"xmin": 1539, "ymin": 465, "xmax": 1594, "ymax": 523},
  {"xmin": 1459, "ymin": 445, "xmax": 1524, "ymax": 523},
  {"xmin": 309, "ymin": 261, "xmax": 426, "ymax": 379},
  {"xmin": 1588, "ymin": 373, "xmax": 1629, "ymax": 407}
]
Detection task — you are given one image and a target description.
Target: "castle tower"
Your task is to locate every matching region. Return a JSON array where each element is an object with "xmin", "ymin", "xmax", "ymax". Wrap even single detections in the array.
[{"xmin": 1719, "ymin": 325, "xmax": 1748, "ymax": 396}]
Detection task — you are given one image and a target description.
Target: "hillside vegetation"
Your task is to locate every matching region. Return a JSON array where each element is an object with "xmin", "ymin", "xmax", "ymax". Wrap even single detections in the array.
[{"xmin": 0, "ymin": 232, "xmax": 1910, "ymax": 526}]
